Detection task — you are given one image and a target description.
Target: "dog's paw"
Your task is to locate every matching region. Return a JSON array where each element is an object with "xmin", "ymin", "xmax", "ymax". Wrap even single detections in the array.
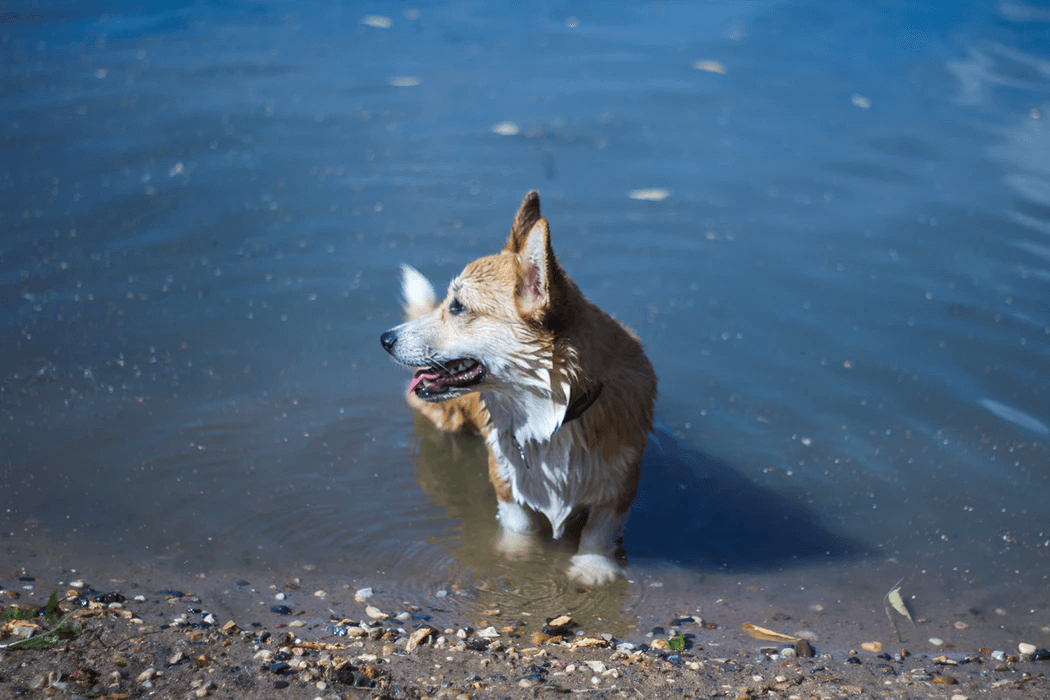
[
  {"xmin": 495, "ymin": 529, "xmax": 538, "ymax": 561},
  {"xmin": 566, "ymin": 553, "xmax": 622, "ymax": 586}
]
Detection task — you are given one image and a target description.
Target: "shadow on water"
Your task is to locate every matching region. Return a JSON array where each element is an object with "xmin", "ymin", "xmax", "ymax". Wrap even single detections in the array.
[
  {"xmin": 410, "ymin": 414, "xmax": 863, "ymax": 583},
  {"xmin": 628, "ymin": 426, "xmax": 863, "ymax": 570}
]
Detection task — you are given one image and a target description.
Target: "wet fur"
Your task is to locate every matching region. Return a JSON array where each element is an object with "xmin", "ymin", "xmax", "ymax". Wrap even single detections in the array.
[{"xmin": 381, "ymin": 191, "xmax": 656, "ymax": 585}]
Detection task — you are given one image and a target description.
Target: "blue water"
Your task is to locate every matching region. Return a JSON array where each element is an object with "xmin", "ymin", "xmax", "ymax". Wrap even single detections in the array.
[{"xmin": 2, "ymin": 1, "xmax": 1048, "ymax": 646}]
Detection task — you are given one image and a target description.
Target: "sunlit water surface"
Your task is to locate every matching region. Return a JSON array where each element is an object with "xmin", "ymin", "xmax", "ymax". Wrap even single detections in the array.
[{"xmin": 2, "ymin": 1, "xmax": 1048, "ymax": 648}]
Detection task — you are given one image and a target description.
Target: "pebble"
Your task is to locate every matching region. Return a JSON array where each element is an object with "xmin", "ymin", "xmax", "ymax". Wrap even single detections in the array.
[
  {"xmin": 405, "ymin": 627, "xmax": 433, "ymax": 653},
  {"xmin": 365, "ymin": 605, "xmax": 389, "ymax": 620},
  {"xmin": 477, "ymin": 626, "xmax": 500, "ymax": 639},
  {"xmin": 136, "ymin": 668, "xmax": 158, "ymax": 683},
  {"xmin": 313, "ymin": 590, "xmax": 327, "ymax": 599},
  {"xmin": 270, "ymin": 605, "xmax": 292, "ymax": 615},
  {"xmin": 795, "ymin": 639, "xmax": 815, "ymax": 658},
  {"xmin": 355, "ymin": 587, "xmax": 373, "ymax": 602},
  {"xmin": 928, "ymin": 637, "xmax": 944, "ymax": 646},
  {"xmin": 275, "ymin": 592, "xmax": 287, "ymax": 601},
  {"xmin": 991, "ymin": 650, "xmax": 1006, "ymax": 661},
  {"xmin": 1019, "ymin": 643, "xmax": 1037, "ymax": 655},
  {"xmin": 861, "ymin": 642, "xmax": 882, "ymax": 653}
]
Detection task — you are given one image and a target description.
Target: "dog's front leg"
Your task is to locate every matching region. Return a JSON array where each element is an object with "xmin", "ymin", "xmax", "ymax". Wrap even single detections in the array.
[
  {"xmin": 495, "ymin": 500, "xmax": 543, "ymax": 560},
  {"xmin": 567, "ymin": 504, "xmax": 627, "ymax": 585}
]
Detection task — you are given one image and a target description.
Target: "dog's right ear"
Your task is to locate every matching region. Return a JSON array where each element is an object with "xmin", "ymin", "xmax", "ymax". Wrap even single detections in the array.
[{"xmin": 505, "ymin": 190, "xmax": 542, "ymax": 255}]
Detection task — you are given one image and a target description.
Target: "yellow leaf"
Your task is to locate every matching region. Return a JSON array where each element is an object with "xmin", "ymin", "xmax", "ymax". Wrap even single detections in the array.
[{"xmin": 741, "ymin": 622, "xmax": 800, "ymax": 643}]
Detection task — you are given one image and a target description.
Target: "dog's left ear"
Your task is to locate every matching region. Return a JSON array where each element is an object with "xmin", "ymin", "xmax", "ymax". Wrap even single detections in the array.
[
  {"xmin": 506, "ymin": 190, "xmax": 542, "ymax": 254},
  {"xmin": 515, "ymin": 218, "xmax": 557, "ymax": 317}
]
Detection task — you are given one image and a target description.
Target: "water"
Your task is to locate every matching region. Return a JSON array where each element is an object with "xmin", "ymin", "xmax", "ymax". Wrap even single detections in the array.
[{"xmin": 2, "ymin": 1, "xmax": 1048, "ymax": 648}]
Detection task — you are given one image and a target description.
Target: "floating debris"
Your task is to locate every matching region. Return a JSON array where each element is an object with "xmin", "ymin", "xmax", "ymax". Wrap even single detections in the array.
[
  {"xmin": 851, "ymin": 93, "xmax": 872, "ymax": 109},
  {"xmin": 491, "ymin": 121, "xmax": 520, "ymax": 136},
  {"xmin": 693, "ymin": 60, "xmax": 727, "ymax": 74},
  {"xmin": 360, "ymin": 15, "xmax": 392, "ymax": 29},
  {"xmin": 628, "ymin": 188, "xmax": 670, "ymax": 201}
]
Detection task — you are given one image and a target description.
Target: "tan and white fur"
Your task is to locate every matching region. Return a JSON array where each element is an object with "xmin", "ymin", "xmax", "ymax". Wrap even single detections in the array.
[{"xmin": 380, "ymin": 191, "xmax": 656, "ymax": 585}]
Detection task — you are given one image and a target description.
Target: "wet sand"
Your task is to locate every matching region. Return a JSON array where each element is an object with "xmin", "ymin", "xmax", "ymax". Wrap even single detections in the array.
[{"xmin": 3, "ymin": 553, "xmax": 1048, "ymax": 699}]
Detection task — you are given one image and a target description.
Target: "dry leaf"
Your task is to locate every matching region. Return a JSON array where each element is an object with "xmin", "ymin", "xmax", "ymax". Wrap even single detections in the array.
[{"xmin": 741, "ymin": 623, "xmax": 800, "ymax": 643}]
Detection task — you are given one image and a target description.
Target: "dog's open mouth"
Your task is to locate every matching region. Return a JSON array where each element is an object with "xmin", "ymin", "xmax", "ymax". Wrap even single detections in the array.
[{"xmin": 408, "ymin": 358, "xmax": 486, "ymax": 400}]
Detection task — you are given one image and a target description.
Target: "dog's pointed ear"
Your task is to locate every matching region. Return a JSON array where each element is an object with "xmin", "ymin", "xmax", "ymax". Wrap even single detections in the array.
[
  {"xmin": 515, "ymin": 217, "xmax": 555, "ymax": 317},
  {"xmin": 505, "ymin": 190, "xmax": 542, "ymax": 254}
]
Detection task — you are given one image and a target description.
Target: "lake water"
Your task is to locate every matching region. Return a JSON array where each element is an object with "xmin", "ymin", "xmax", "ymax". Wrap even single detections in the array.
[{"xmin": 2, "ymin": 1, "xmax": 1048, "ymax": 650}]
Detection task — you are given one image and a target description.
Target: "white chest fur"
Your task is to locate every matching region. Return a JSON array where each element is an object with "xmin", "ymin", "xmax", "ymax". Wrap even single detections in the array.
[{"xmin": 483, "ymin": 392, "xmax": 626, "ymax": 539}]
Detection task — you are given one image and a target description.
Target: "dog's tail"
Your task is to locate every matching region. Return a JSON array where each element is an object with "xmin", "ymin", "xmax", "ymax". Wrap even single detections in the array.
[{"xmin": 400, "ymin": 263, "xmax": 438, "ymax": 321}]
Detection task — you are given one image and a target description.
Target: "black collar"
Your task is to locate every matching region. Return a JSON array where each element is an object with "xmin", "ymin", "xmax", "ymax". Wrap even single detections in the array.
[{"xmin": 563, "ymin": 382, "xmax": 603, "ymax": 424}]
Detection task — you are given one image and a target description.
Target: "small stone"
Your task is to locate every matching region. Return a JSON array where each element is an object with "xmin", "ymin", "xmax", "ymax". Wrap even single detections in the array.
[
  {"xmin": 222, "ymin": 620, "xmax": 240, "ymax": 634},
  {"xmin": 313, "ymin": 590, "xmax": 327, "ymax": 599},
  {"xmin": 780, "ymin": 647, "xmax": 796, "ymax": 657},
  {"xmin": 928, "ymin": 637, "xmax": 944, "ymax": 646},
  {"xmin": 533, "ymin": 632, "xmax": 551, "ymax": 645},
  {"xmin": 931, "ymin": 674, "xmax": 959, "ymax": 685},
  {"xmin": 70, "ymin": 580, "xmax": 86, "ymax": 589},
  {"xmin": 1019, "ymin": 642, "xmax": 1037, "ymax": 655},
  {"xmin": 549, "ymin": 615, "xmax": 573, "ymax": 627},
  {"xmin": 354, "ymin": 587, "xmax": 373, "ymax": 602},
  {"xmin": 991, "ymin": 650, "xmax": 1006, "ymax": 660},
  {"xmin": 169, "ymin": 651, "xmax": 186, "ymax": 665},
  {"xmin": 136, "ymin": 668, "xmax": 157, "ymax": 683},
  {"xmin": 951, "ymin": 695, "xmax": 970, "ymax": 700},
  {"xmin": 275, "ymin": 592, "xmax": 287, "ymax": 600},
  {"xmin": 861, "ymin": 642, "xmax": 882, "ymax": 653},
  {"xmin": 650, "ymin": 638, "xmax": 670, "ymax": 651},
  {"xmin": 365, "ymin": 605, "xmax": 388, "ymax": 620},
  {"xmin": 270, "ymin": 605, "xmax": 292, "ymax": 615},
  {"xmin": 477, "ymin": 626, "xmax": 500, "ymax": 638},
  {"xmin": 203, "ymin": 613, "xmax": 216, "ymax": 625},
  {"xmin": 795, "ymin": 639, "xmax": 815, "ymax": 657}
]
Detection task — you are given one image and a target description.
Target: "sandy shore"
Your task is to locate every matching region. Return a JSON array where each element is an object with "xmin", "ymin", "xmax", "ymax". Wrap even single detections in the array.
[{"xmin": 2, "ymin": 565, "xmax": 1047, "ymax": 700}]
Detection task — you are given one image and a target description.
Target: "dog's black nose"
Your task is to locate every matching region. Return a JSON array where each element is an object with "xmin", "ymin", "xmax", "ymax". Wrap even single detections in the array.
[{"xmin": 380, "ymin": 330, "xmax": 397, "ymax": 352}]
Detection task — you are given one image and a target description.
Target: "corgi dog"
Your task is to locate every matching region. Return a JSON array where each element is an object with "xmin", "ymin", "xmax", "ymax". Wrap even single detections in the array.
[{"xmin": 380, "ymin": 191, "xmax": 656, "ymax": 585}]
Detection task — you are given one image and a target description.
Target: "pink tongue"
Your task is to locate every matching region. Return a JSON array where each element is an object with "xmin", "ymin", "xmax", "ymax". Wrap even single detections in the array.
[{"xmin": 408, "ymin": 371, "xmax": 441, "ymax": 393}]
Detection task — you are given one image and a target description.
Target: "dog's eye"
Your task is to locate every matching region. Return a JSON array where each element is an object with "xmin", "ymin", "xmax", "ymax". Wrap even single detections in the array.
[{"xmin": 449, "ymin": 298, "xmax": 466, "ymax": 315}]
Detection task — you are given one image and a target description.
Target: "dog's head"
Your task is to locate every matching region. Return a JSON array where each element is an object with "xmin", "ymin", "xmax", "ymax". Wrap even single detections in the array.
[{"xmin": 380, "ymin": 191, "xmax": 575, "ymax": 411}]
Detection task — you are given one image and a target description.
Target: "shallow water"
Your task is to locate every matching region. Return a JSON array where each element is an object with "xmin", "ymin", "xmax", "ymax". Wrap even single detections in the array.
[{"xmin": 2, "ymin": 1, "xmax": 1048, "ymax": 648}]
